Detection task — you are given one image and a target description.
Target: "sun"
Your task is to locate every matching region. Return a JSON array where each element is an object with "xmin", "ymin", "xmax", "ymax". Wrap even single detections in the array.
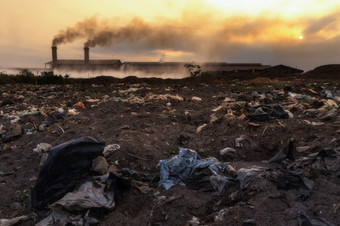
[{"xmin": 299, "ymin": 35, "xmax": 304, "ymax": 40}]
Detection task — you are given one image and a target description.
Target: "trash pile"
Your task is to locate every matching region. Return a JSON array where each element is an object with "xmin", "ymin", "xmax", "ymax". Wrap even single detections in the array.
[
  {"xmin": 157, "ymin": 142, "xmax": 339, "ymax": 225},
  {"xmin": 31, "ymin": 137, "xmax": 157, "ymax": 225},
  {"xmin": 159, "ymin": 147, "xmax": 234, "ymax": 194},
  {"xmin": 0, "ymin": 79, "xmax": 339, "ymax": 225},
  {"xmin": 21, "ymin": 135, "xmax": 339, "ymax": 225}
]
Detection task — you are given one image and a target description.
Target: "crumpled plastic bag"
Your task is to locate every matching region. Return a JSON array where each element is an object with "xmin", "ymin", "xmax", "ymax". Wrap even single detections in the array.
[
  {"xmin": 32, "ymin": 137, "xmax": 105, "ymax": 209},
  {"xmin": 269, "ymin": 140, "xmax": 296, "ymax": 163},
  {"xmin": 159, "ymin": 147, "xmax": 233, "ymax": 193},
  {"xmin": 50, "ymin": 174, "xmax": 116, "ymax": 211},
  {"xmin": 247, "ymin": 105, "xmax": 289, "ymax": 121},
  {"xmin": 298, "ymin": 211, "xmax": 335, "ymax": 226},
  {"xmin": 288, "ymin": 148, "xmax": 340, "ymax": 176},
  {"xmin": 269, "ymin": 169, "xmax": 314, "ymax": 191},
  {"xmin": 236, "ymin": 166, "xmax": 266, "ymax": 190},
  {"xmin": 35, "ymin": 210, "xmax": 99, "ymax": 226}
]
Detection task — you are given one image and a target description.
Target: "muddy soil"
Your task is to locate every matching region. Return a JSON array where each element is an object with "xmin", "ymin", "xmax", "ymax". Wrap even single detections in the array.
[{"xmin": 0, "ymin": 73, "xmax": 339, "ymax": 225}]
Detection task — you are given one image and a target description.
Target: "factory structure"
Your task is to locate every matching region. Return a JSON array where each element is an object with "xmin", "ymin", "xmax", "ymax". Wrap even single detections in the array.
[{"xmin": 45, "ymin": 46, "xmax": 303, "ymax": 75}]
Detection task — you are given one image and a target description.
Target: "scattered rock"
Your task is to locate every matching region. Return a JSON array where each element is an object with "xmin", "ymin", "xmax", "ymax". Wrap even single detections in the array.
[
  {"xmin": 91, "ymin": 156, "xmax": 109, "ymax": 174},
  {"xmin": 234, "ymin": 135, "xmax": 256, "ymax": 148},
  {"xmin": 30, "ymin": 176, "xmax": 37, "ymax": 182},
  {"xmin": 219, "ymin": 147, "xmax": 237, "ymax": 159},
  {"xmin": 10, "ymin": 202, "xmax": 22, "ymax": 210},
  {"xmin": 2, "ymin": 92, "xmax": 10, "ymax": 98},
  {"xmin": 38, "ymin": 124, "xmax": 46, "ymax": 132},
  {"xmin": 2, "ymin": 124, "xmax": 23, "ymax": 142}
]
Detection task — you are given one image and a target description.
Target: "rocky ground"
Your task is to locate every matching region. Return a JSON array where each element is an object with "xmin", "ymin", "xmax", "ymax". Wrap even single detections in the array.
[{"xmin": 0, "ymin": 70, "xmax": 339, "ymax": 225}]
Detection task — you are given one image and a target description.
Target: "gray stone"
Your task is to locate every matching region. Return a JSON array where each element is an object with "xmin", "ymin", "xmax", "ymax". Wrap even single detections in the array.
[
  {"xmin": 219, "ymin": 147, "xmax": 237, "ymax": 159},
  {"xmin": 38, "ymin": 124, "xmax": 46, "ymax": 132},
  {"xmin": 10, "ymin": 202, "xmax": 22, "ymax": 210}
]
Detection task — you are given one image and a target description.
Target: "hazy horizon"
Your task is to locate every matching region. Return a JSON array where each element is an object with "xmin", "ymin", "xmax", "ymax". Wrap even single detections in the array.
[{"xmin": 1, "ymin": 0, "xmax": 340, "ymax": 71}]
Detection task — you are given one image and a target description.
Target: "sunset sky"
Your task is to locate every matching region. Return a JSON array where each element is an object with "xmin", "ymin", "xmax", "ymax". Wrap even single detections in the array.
[{"xmin": 1, "ymin": 0, "xmax": 340, "ymax": 71}]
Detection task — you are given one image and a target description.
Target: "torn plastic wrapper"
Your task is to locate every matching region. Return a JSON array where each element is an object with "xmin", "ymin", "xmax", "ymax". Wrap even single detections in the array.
[
  {"xmin": 237, "ymin": 166, "xmax": 266, "ymax": 190},
  {"xmin": 269, "ymin": 169, "xmax": 313, "ymax": 191},
  {"xmin": 298, "ymin": 211, "xmax": 336, "ymax": 226},
  {"xmin": 159, "ymin": 147, "xmax": 233, "ymax": 193},
  {"xmin": 36, "ymin": 210, "xmax": 99, "ymax": 226},
  {"xmin": 269, "ymin": 140, "xmax": 296, "ymax": 163},
  {"xmin": 49, "ymin": 173, "xmax": 129, "ymax": 211},
  {"xmin": 247, "ymin": 105, "xmax": 289, "ymax": 122},
  {"xmin": 32, "ymin": 137, "xmax": 105, "ymax": 209},
  {"xmin": 288, "ymin": 148, "xmax": 340, "ymax": 176}
]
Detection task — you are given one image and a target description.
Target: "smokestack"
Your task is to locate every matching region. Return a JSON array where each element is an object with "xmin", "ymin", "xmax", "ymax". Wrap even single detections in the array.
[
  {"xmin": 52, "ymin": 46, "xmax": 57, "ymax": 69},
  {"xmin": 84, "ymin": 47, "xmax": 89, "ymax": 65}
]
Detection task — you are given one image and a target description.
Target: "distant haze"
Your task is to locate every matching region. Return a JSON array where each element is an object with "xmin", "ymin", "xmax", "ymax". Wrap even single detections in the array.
[{"xmin": 1, "ymin": 0, "xmax": 340, "ymax": 71}]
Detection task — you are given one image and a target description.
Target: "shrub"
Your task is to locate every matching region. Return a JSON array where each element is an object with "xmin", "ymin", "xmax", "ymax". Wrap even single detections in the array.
[
  {"xmin": 38, "ymin": 71, "xmax": 66, "ymax": 84},
  {"xmin": 184, "ymin": 63, "xmax": 202, "ymax": 77},
  {"xmin": 15, "ymin": 69, "xmax": 36, "ymax": 84},
  {"xmin": 0, "ymin": 72, "xmax": 11, "ymax": 84}
]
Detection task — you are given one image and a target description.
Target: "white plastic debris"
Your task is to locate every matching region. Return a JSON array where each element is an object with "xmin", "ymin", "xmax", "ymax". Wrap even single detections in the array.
[
  {"xmin": 303, "ymin": 120, "xmax": 324, "ymax": 126},
  {"xmin": 196, "ymin": 123, "xmax": 207, "ymax": 133},
  {"xmin": 57, "ymin": 108, "xmax": 64, "ymax": 114},
  {"xmin": 192, "ymin": 96, "xmax": 202, "ymax": 101},
  {"xmin": 86, "ymin": 98, "xmax": 100, "ymax": 103},
  {"xmin": 103, "ymin": 144, "xmax": 121, "ymax": 157},
  {"xmin": 50, "ymin": 174, "xmax": 116, "ymax": 211},
  {"xmin": 68, "ymin": 108, "xmax": 79, "ymax": 115},
  {"xmin": 33, "ymin": 143, "xmax": 52, "ymax": 154},
  {"xmin": 234, "ymin": 135, "xmax": 256, "ymax": 148},
  {"xmin": 0, "ymin": 215, "xmax": 29, "ymax": 226},
  {"xmin": 285, "ymin": 110, "xmax": 294, "ymax": 118}
]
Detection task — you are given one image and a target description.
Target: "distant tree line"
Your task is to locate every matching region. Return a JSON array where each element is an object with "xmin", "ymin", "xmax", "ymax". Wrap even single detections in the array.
[{"xmin": 0, "ymin": 69, "xmax": 70, "ymax": 84}]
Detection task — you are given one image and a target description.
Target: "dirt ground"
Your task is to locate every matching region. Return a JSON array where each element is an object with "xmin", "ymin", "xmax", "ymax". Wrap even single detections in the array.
[{"xmin": 0, "ymin": 70, "xmax": 339, "ymax": 225}]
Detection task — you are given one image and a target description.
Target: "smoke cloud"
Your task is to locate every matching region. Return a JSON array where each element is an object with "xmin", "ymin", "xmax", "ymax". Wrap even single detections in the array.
[
  {"xmin": 51, "ymin": 9, "xmax": 340, "ymax": 69},
  {"xmin": 52, "ymin": 16, "xmax": 196, "ymax": 49}
]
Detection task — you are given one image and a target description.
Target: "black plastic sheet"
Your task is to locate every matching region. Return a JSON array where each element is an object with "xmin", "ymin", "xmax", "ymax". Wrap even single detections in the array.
[{"xmin": 31, "ymin": 137, "xmax": 105, "ymax": 209}]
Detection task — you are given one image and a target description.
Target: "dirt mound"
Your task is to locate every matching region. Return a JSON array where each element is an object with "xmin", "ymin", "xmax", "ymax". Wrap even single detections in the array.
[{"xmin": 302, "ymin": 64, "xmax": 340, "ymax": 81}]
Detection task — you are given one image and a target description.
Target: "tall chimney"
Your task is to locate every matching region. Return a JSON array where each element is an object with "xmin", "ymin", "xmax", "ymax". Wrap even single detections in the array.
[
  {"xmin": 52, "ymin": 46, "xmax": 57, "ymax": 69},
  {"xmin": 84, "ymin": 47, "xmax": 89, "ymax": 65}
]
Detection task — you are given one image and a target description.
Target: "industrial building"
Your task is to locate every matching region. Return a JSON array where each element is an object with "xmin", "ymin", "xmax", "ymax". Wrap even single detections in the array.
[{"xmin": 45, "ymin": 46, "xmax": 272, "ymax": 73}]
